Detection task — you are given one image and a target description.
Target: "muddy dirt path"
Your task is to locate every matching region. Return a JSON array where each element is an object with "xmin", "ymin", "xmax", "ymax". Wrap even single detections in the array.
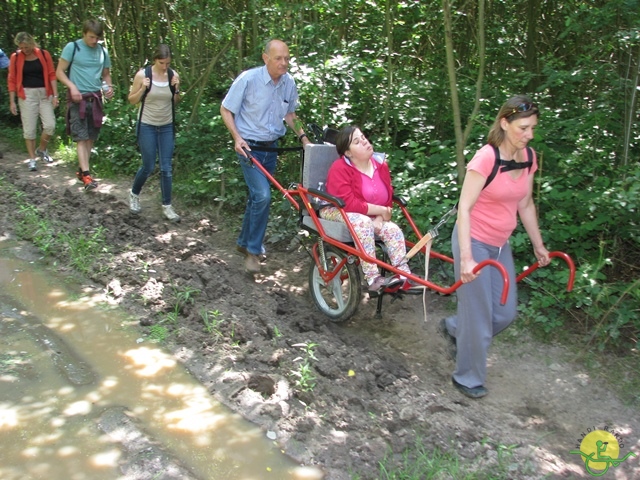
[{"xmin": 0, "ymin": 141, "xmax": 638, "ymax": 479}]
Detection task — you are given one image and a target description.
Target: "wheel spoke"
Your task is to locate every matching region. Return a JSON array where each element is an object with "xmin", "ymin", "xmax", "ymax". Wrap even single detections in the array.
[{"xmin": 330, "ymin": 276, "xmax": 346, "ymax": 310}]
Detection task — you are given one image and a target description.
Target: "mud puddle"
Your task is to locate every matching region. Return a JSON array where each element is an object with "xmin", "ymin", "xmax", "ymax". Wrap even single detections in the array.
[{"xmin": 0, "ymin": 239, "xmax": 321, "ymax": 480}]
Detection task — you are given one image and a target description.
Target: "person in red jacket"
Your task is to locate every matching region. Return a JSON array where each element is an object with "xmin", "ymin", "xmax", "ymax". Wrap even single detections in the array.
[
  {"xmin": 321, "ymin": 125, "xmax": 414, "ymax": 293},
  {"xmin": 8, "ymin": 32, "xmax": 58, "ymax": 171}
]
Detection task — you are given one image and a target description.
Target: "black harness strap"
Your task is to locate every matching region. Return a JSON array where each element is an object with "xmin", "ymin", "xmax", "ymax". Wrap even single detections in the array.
[
  {"xmin": 485, "ymin": 145, "xmax": 533, "ymax": 188},
  {"xmin": 455, "ymin": 145, "xmax": 534, "ymax": 208}
]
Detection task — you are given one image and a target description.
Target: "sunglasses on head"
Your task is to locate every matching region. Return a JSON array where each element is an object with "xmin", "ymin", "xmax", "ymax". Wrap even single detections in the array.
[{"xmin": 504, "ymin": 102, "xmax": 537, "ymax": 118}]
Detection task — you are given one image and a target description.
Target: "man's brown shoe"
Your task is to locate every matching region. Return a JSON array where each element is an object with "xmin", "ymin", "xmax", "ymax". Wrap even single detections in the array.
[
  {"xmin": 236, "ymin": 245, "xmax": 266, "ymax": 263},
  {"xmin": 245, "ymin": 254, "xmax": 261, "ymax": 273}
]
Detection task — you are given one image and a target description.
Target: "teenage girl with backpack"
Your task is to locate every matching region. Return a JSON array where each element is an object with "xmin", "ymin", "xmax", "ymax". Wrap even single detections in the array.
[{"xmin": 127, "ymin": 44, "xmax": 182, "ymax": 222}]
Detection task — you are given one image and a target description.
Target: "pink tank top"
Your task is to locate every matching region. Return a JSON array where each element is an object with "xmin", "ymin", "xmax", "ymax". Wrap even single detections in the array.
[{"xmin": 467, "ymin": 144, "xmax": 538, "ymax": 246}]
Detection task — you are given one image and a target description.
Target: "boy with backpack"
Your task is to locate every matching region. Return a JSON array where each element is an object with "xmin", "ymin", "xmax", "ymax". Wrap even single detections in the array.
[{"xmin": 56, "ymin": 19, "xmax": 113, "ymax": 190}]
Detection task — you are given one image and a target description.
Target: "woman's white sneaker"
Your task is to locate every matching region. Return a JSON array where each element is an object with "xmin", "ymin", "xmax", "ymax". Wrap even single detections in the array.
[
  {"xmin": 129, "ymin": 191, "xmax": 141, "ymax": 214},
  {"xmin": 36, "ymin": 149, "xmax": 53, "ymax": 163},
  {"xmin": 162, "ymin": 204, "xmax": 181, "ymax": 223}
]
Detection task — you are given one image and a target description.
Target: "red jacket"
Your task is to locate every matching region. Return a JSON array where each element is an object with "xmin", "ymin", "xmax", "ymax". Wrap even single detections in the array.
[
  {"xmin": 326, "ymin": 154, "xmax": 394, "ymax": 215},
  {"xmin": 8, "ymin": 48, "xmax": 56, "ymax": 99}
]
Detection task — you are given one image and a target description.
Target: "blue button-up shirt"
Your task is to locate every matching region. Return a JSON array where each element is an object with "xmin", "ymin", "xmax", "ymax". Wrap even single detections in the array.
[{"xmin": 221, "ymin": 65, "xmax": 299, "ymax": 142}]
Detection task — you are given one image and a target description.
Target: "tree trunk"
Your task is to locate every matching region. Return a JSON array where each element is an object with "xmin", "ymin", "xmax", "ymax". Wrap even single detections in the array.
[
  {"xmin": 525, "ymin": 0, "xmax": 541, "ymax": 91},
  {"xmin": 384, "ymin": 0, "xmax": 393, "ymax": 140},
  {"xmin": 442, "ymin": 0, "xmax": 486, "ymax": 183},
  {"xmin": 623, "ymin": 45, "xmax": 640, "ymax": 167}
]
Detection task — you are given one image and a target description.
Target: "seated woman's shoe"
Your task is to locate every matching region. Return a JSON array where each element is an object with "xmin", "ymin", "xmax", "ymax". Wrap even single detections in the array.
[{"xmin": 368, "ymin": 275, "xmax": 403, "ymax": 293}]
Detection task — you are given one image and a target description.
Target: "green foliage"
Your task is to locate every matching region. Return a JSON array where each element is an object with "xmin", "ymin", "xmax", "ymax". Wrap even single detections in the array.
[
  {"xmin": 148, "ymin": 324, "xmax": 169, "ymax": 343},
  {"xmin": 290, "ymin": 342, "xmax": 318, "ymax": 392},
  {"xmin": 1, "ymin": 0, "xmax": 638, "ymax": 355},
  {"xmin": 58, "ymin": 226, "xmax": 109, "ymax": 275},
  {"xmin": 10, "ymin": 185, "xmax": 110, "ymax": 274},
  {"xmin": 171, "ymin": 284, "xmax": 200, "ymax": 312},
  {"xmin": 374, "ymin": 436, "xmax": 529, "ymax": 480},
  {"xmin": 200, "ymin": 308, "xmax": 225, "ymax": 337},
  {"xmin": 15, "ymin": 204, "xmax": 57, "ymax": 254},
  {"xmin": 94, "ymin": 97, "xmax": 141, "ymax": 178}
]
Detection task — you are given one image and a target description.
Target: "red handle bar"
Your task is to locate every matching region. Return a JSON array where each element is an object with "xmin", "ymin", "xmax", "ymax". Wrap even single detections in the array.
[
  {"xmin": 516, "ymin": 251, "xmax": 575, "ymax": 291},
  {"xmin": 448, "ymin": 259, "xmax": 510, "ymax": 305},
  {"xmin": 245, "ymin": 149, "xmax": 301, "ymax": 210}
]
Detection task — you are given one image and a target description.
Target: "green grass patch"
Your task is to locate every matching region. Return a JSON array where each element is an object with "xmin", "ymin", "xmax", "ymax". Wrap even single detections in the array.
[
  {"xmin": 370, "ymin": 436, "xmax": 530, "ymax": 480},
  {"xmin": 3, "ymin": 177, "xmax": 111, "ymax": 274}
]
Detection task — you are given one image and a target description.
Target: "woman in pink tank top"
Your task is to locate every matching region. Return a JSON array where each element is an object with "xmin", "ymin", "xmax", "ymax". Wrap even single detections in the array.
[{"xmin": 440, "ymin": 95, "xmax": 550, "ymax": 399}]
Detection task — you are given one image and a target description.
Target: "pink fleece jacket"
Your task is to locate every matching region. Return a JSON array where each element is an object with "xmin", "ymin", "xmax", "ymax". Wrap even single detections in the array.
[
  {"xmin": 325, "ymin": 155, "xmax": 394, "ymax": 215},
  {"xmin": 8, "ymin": 48, "xmax": 56, "ymax": 99}
]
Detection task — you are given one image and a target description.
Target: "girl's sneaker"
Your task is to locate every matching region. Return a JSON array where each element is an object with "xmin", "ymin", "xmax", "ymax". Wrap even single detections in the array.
[
  {"xmin": 129, "ymin": 191, "xmax": 141, "ymax": 214},
  {"xmin": 162, "ymin": 205, "xmax": 181, "ymax": 223}
]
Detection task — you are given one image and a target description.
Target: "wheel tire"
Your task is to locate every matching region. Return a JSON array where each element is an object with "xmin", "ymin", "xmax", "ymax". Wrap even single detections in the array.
[{"xmin": 308, "ymin": 246, "xmax": 361, "ymax": 322}]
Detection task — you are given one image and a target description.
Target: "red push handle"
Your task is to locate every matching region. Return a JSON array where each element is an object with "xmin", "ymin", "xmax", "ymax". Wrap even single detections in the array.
[
  {"xmin": 516, "ymin": 251, "xmax": 575, "ymax": 292},
  {"xmin": 244, "ymin": 149, "xmax": 300, "ymax": 210},
  {"xmin": 449, "ymin": 259, "xmax": 510, "ymax": 305}
]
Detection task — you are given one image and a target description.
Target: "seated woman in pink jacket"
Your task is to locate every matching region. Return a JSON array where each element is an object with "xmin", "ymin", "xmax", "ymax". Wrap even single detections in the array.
[{"xmin": 320, "ymin": 125, "xmax": 414, "ymax": 293}]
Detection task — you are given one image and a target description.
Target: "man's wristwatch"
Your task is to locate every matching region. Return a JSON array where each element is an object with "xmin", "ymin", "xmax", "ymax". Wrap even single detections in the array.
[{"xmin": 298, "ymin": 133, "xmax": 308, "ymax": 141}]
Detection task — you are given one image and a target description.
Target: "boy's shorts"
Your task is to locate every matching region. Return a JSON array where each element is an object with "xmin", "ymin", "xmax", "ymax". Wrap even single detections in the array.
[{"xmin": 68, "ymin": 102, "xmax": 101, "ymax": 141}]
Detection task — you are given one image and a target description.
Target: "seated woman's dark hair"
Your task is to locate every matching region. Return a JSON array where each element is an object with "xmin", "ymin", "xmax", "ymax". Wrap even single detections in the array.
[{"xmin": 335, "ymin": 125, "xmax": 360, "ymax": 157}]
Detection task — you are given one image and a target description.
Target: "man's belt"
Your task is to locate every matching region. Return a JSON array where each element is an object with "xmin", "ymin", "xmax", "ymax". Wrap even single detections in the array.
[
  {"xmin": 246, "ymin": 139, "xmax": 277, "ymax": 146},
  {"xmin": 245, "ymin": 138, "xmax": 303, "ymax": 153}
]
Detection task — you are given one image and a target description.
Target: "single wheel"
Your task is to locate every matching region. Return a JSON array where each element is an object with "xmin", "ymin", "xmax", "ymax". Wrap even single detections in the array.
[{"xmin": 308, "ymin": 245, "xmax": 361, "ymax": 322}]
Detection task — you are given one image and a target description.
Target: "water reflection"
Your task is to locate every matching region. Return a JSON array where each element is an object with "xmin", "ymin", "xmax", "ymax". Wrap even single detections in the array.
[{"xmin": 0, "ymin": 242, "xmax": 323, "ymax": 479}]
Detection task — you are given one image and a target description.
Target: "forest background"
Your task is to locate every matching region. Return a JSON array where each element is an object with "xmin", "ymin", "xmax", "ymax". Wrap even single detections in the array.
[{"xmin": 0, "ymin": 0, "xmax": 638, "ymax": 357}]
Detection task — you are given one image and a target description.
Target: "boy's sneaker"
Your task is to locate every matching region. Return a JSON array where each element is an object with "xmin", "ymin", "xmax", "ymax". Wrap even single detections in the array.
[
  {"xmin": 82, "ymin": 174, "xmax": 98, "ymax": 191},
  {"xmin": 76, "ymin": 168, "xmax": 84, "ymax": 182},
  {"xmin": 28, "ymin": 159, "xmax": 37, "ymax": 171},
  {"xmin": 162, "ymin": 205, "xmax": 181, "ymax": 223},
  {"xmin": 36, "ymin": 148, "xmax": 53, "ymax": 163},
  {"xmin": 129, "ymin": 191, "xmax": 141, "ymax": 214}
]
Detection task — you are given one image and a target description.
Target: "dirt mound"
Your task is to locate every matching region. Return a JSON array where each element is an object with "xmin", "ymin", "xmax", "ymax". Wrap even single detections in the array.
[{"xmin": 0, "ymin": 143, "xmax": 638, "ymax": 479}]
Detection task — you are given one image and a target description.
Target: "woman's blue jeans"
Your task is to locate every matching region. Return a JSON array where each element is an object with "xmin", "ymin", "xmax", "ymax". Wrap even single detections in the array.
[
  {"xmin": 133, "ymin": 122, "xmax": 175, "ymax": 205},
  {"xmin": 236, "ymin": 146, "xmax": 277, "ymax": 256}
]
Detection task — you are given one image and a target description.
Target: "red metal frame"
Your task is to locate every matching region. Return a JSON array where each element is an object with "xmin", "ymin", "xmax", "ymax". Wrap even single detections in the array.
[{"xmin": 249, "ymin": 154, "xmax": 575, "ymax": 305}]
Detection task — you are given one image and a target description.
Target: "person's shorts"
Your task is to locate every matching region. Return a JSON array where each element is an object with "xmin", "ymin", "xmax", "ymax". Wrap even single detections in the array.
[
  {"xmin": 18, "ymin": 88, "xmax": 56, "ymax": 139},
  {"xmin": 68, "ymin": 101, "xmax": 101, "ymax": 142}
]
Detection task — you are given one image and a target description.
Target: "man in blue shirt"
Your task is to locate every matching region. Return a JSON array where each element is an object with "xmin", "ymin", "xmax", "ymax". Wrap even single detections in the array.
[
  {"xmin": 221, "ymin": 39, "xmax": 310, "ymax": 273},
  {"xmin": 56, "ymin": 19, "xmax": 114, "ymax": 190}
]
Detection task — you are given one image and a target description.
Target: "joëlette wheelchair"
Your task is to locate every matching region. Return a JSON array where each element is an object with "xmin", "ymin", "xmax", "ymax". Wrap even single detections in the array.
[{"xmin": 243, "ymin": 128, "xmax": 575, "ymax": 322}]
